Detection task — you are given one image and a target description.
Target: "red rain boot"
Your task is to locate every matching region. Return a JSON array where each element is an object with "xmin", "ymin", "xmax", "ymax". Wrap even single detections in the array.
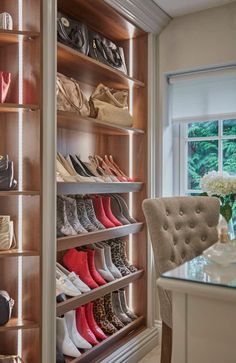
[
  {"xmin": 76, "ymin": 306, "xmax": 99, "ymax": 346},
  {"xmin": 102, "ymin": 196, "xmax": 122, "ymax": 226},
  {"xmin": 92, "ymin": 196, "xmax": 115, "ymax": 228},
  {"xmin": 63, "ymin": 248, "xmax": 98, "ymax": 289},
  {"xmin": 85, "ymin": 302, "xmax": 107, "ymax": 341},
  {"xmin": 87, "ymin": 248, "xmax": 107, "ymax": 286}
]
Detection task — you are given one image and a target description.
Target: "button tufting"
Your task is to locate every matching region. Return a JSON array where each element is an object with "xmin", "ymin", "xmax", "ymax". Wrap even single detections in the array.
[
  {"xmin": 190, "ymin": 223, "xmax": 194, "ymax": 228},
  {"xmin": 176, "ymin": 224, "xmax": 180, "ymax": 230},
  {"xmin": 179, "ymin": 210, "xmax": 183, "ymax": 216},
  {"xmin": 166, "ymin": 210, "xmax": 170, "ymax": 216},
  {"xmin": 196, "ymin": 208, "xmax": 200, "ymax": 214},
  {"xmin": 163, "ymin": 225, "xmax": 168, "ymax": 230},
  {"xmin": 201, "ymin": 236, "xmax": 206, "ymax": 241},
  {"xmin": 170, "ymin": 254, "xmax": 175, "ymax": 262},
  {"xmin": 185, "ymin": 238, "xmax": 190, "ymax": 244},
  {"xmin": 181, "ymin": 252, "xmax": 185, "ymax": 259}
]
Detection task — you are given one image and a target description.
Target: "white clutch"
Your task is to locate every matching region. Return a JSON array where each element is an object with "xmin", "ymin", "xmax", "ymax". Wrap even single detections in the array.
[{"xmin": 0, "ymin": 13, "xmax": 13, "ymax": 30}]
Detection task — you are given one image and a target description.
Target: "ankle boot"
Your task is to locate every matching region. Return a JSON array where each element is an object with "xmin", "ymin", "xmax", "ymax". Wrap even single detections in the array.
[
  {"xmin": 87, "ymin": 248, "xmax": 107, "ymax": 286},
  {"xmin": 118, "ymin": 289, "xmax": 138, "ymax": 320},
  {"xmin": 112, "ymin": 194, "xmax": 137, "ymax": 224},
  {"xmin": 76, "ymin": 306, "xmax": 99, "ymax": 346},
  {"xmin": 110, "ymin": 195, "xmax": 130, "ymax": 225},
  {"xmin": 108, "ymin": 240, "xmax": 131, "ymax": 276},
  {"xmin": 94, "ymin": 244, "xmax": 115, "ymax": 282},
  {"xmin": 100, "ymin": 242, "xmax": 122, "ymax": 279},
  {"xmin": 85, "ymin": 302, "xmax": 107, "ymax": 341},
  {"xmin": 112, "ymin": 291, "xmax": 132, "ymax": 325},
  {"xmin": 92, "ymin": 196, "xmax": 115, "ymax": 228},
  {"xmin": 75, "ymin": 197, "xmax": 98, "ymax": 232},
  {"xmin": 104, "ymin": 293, "xmax": 124, "ymax": 329},
  {"xmin": 93, "ymin": 297, "xmax": 117, "ymax": 335},
  {"xmin": 102, "ymin": 196, "xmax": 122, "ymax": 226},
  {"xmin": 56, "ymin": 317, "xmax": 81, "ymax": 358},
  {"xmin": 61, "ymin": 195, "xmax": 88, "ymax": 234},
  {"xmin": 118, "ymin": 239, "xmax": 138, "ymax": 273},
  {"xmin": 63, "ymin": 249, "xmax": 98, "ymax": 289},
  {"xmin": 84, "ymin": 198, "xmax": 105, "ymax": 230},
  {"xmin": 57, "ymin": 196, "xmax": 77, "ymax": 237},
  {"xmin": 65, "ymin": 310, "xmax": 92, "ymax": 349}
]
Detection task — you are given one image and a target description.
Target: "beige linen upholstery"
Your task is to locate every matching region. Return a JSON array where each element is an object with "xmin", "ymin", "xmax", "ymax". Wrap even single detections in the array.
[{"xmin": 142, "ymin": 196, "xmax": 220, "ymax": 328}]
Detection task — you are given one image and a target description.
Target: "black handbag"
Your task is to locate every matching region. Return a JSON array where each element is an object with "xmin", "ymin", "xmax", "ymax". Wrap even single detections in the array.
[
  {"xmin": 88, "ymin": 30, "xmax": 124, "ymax": 69},
  {"xmin": 0, "ymin": 155, "xmax": 9, "ymax": 171},
  {"xmin": 0, "ymin": 160, "xmax": 17, "ymax": 191},
  {"xmin": 57, "ymin": 12, "xmax": 89, "ymax": 55},
  {"xmin": 0, "ymin": 290, "xmax": 14, "ymax": 326}
]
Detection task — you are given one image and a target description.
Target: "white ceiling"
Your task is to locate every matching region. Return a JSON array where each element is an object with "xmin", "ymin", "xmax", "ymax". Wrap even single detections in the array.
[{"xmin": 154, "ymin": 0, "xmax": 235, "ymax": 17}]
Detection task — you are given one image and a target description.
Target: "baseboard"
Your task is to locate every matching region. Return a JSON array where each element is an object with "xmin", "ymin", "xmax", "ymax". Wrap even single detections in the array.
[{"xmin": 101, "ymin": 326, "xmax": 160, "ymax": 363}]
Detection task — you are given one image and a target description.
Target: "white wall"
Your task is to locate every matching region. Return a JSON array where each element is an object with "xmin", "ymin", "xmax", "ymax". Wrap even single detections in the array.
[{"xmin": 158, "ymin": 2, "xmax": 236, "ymax": 196}]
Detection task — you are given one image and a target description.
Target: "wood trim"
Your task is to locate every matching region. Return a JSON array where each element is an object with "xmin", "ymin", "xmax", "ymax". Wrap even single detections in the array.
[
  {"xmin": 0, "ymin": 30, "xmax": 40, "ymax": 46},
  {"xmin": 0, "ymin": 318, "xmax": 38, "ymax": 332},
  {"xmin": 57, "ymin": 182, "xmax": 143, "ymax": 195},
  {"xmin": 57, "ymin": 43, "xmax": 145, "ymax": 89},
  {"xmin": 66, "ymin": 317, "xmax": 145, "ymax": 363},
  {"xmin": 57, "ymin": 222, "xmax": 143, "ymax": 251},
  {"xmin": 57, "ymin": 270, "xmax": 144, "ymax": 316},
  {"xmin": 0, "ymin": 104, "xmax": 39, "ymax": 112},
  {"xmin": 57, "ymin": 111, "xmax": 145, "ymax": 135}
]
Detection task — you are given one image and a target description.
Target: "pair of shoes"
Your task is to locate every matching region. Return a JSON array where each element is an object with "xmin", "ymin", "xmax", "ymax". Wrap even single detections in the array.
[
  {"xmin": 108, "ymin": 239, "xmax": 138, "ymax": 276},
  {"xmin": 112, "ymin": 290, "xmax": 137, "ymax": 324},
  {"xmin": 110, "ymin": 194, "xmax": 137, "ymax": 225},
  {"xmin": 57, "ymin": 262, "xmax": 90, "ymax": 295},
  {"xmin": 93, "ymin": 242, "xmax": 122, "ymax": 281},
  {"xmin": 63, "ymin": 248, "xmax": 106, "ymax": 289},
  {"xmin": 92, "ymin": 195, "xmax": 122, "ymax": 228},
  {"xmin": 0, "ymin": 155, "xmax": 17, "ymax": 191}
]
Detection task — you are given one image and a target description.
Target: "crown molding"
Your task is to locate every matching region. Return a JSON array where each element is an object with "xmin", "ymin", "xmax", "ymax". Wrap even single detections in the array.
[{"xmin": 104, "ymin": 0, "xmax": 171, "ymax": 34}]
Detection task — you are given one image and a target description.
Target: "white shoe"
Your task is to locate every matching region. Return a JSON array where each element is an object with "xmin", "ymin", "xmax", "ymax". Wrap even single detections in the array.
[
  {"xmin": 56, "ymin": 159, "xmax": 77, "ymax": 182},
  {"xmin": 57, "ymin": 317, "xmax": 81, "ymax": 358},
  {"xmin": 65, "ymin": 310, "xmax": 92, "ymax": 350},
  {"xmin": 56, "ymin": 268, "xmax": 81, "ymax": 297},
  {"xmin": 56, "ymin": 262, "xmax": 90, "ymax": 293},
  {"xmin": 101, "ymin": 242, "xmax": 122, "ymax": 279},
  {"xmin": 94, "ymin": 244, "xmax": 115, "ymax": 282}
]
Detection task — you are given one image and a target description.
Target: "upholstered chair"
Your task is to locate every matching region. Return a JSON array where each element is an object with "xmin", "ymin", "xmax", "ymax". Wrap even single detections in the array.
[{"xmin": 142, "ymin": 196, "xmax": 220, "ymax": 363}]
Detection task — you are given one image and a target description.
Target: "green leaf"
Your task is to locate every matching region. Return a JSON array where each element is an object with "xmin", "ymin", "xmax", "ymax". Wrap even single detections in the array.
[{"xmin": 220, "ymin": 201, "xmax": 232, "ymax": 223}]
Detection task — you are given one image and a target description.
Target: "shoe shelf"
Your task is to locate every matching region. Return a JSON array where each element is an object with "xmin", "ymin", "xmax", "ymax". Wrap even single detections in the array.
[
  {"xmin": 57, "ymin": 270, "xmax": 144, "ymax": 316},
  {"xmin": 57, "ymin": 182, "xmax": 143, "ymax": 195},
  {"xmin": 57, "ymin": 43, "xmax": 145, "ymax": 90},
  {"xmin": 57, "ymin": 111, "xmax": 145, "ymax": 136},
  {"xmin": 0, "ymin": 249, "xmax": 39, "ymax": 258},
  {"xmin": 0, "ymin": 190, "xmax": 40, "ymax": 196},
  {"xmin": 65, "ymin": 316, "xmax": 145, "ymax": 363},
  {"xmin": 57, "ymin": 223, "xmax": 143, "ymax": 251},
  {"xmin": 0, "ymin": 30, "xmax": 40, "ymax": 46},
  {"xmin": 0, "ymin": 103, "xmax": 39, "ymax": 113},
  {"xmin": 0, "ymin": 318, "xmax": 38, "ymax": 332}
]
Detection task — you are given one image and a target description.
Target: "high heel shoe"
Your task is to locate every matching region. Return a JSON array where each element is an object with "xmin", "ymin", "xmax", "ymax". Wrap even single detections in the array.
[
  {"xmin": 86, "ymin": 247, "xmax": 107, "ymax": 286},
  {"xmin": 112, "ymin": 291, "xmax": 132, "ymax": 325},
  {"xmin": 66, "ymin": 155, "xmax": 95, "ymax": 183},
  {"xmin": 111, "ymin": 194, "xmax": 137, "ymax": 224},
  {"xmin": 56, "ymin": 159, "xmax": 77, "ymax": 182},
  {"xmin": 76, "ymin": 306, "xmax": 99, "ymax": 346},
  {"xmin": 87, "ymin": 156, "xmax": 112, "ymax": 182},
  {"xmin": 101, "ymin": 196, "xmax": 122, "ymax": 227},
  {"xmin": 95, "ymin": 155, "xmax": 121, "ymax": 182},
  {"xmin": 105, "ymin": 155, "xmax": 133, "ymax": 182},
  {"xmin": 118, "ymin": 289, "xmax": 138, "ymax": 320},
  {"xmin": 98, "ymin": 242, "xmax": 122, "ymax": 279},
  {"xmin": 65, "ymin": 310, "xmax": 92, "ymax": 349},
  {"xmin": 85, "ymin": 302, "xmax": 108, "ymax": 341},
  {"xmin": 92, "ymin": 196, "xmax": 115, "ymax": 228},
  {"xmin": 75, "ymin": 155, "xmax": 104, "ymax": 183},
  {"xmin": 93, "ymin": 297, "xmax": 117, "ymax": 335},
  {"xmin": 94, "ymin": 244, "xmax": 115, "ymax": 282},
  {"xmin": 56, "ymin": 317, "xmax": 81, "ymax": 358},
  {"xmin": 103, "ymin": 293, "xmax": 124, "ymax": 329}
]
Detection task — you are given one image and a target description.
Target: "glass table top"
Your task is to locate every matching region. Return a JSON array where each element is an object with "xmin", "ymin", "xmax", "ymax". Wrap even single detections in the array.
[{"xmin": 162, "ymin": 255, "xmax": 236, "ymax": 289}]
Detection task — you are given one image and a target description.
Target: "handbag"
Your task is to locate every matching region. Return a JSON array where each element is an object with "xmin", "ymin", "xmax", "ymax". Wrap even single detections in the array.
[
  {"xmin": 0, "ymin": 356, "xmax": 23, "ymax": 363},
  {"xmin": 88, "ymin": 30, "xmax": 127, "ymax": 73},
  {"xmin": 0, "ymin": 216, "xmax": 16, "ymax": 251},
  {"xmin": 57, "ymin": 12, "xmax": 89, "ymax": 55},
  {"xmin": 89, "ymin": 83, "xmax": 133, "ymax": 127},
  {"xmin": 0, "ymin": 72, "xmax": 11, "ymax": 103},
  {"xmin": 0, "ymin": 13, "xmax": 13, "ymax": 30},
  {"xmin": 0, "ymin": 291, "xmax": 14, "ymax": 326},
  {"xmin": 57, "ymin": 72, "xmax": 90, "ymax": 116},
  {"xmin": 0, "ymin": 159, "xmax": 17, "ymax": 190}
]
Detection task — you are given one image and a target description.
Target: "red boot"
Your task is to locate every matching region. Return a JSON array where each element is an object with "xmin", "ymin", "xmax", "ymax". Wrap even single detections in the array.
[
  {"xmin": 63, "ymin": 249, "xmax": 98, "ymax": 289},
  {"xmin": 76, "ymin": 306, "xmax": 99, "ymax": 346},
  {"xmin": 85, "ymin": 302, "xmax": 107, "ymax": 341},
  {"xmin": 87, "ymin": 248, "xmax": 107, "ymax": 286},
  {"xmin": 92, "ymin": 196, "xmax": 115, "ymax": 228},
  {"xmin": 102, "ymin": 196, "xmax": 122, "ymax": 226}
]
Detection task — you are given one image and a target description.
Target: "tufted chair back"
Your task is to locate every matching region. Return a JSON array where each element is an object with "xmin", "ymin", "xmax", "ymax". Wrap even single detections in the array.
[{"xmin": 142, "ymin": 196, "xmax": 220, "ymax": 328}]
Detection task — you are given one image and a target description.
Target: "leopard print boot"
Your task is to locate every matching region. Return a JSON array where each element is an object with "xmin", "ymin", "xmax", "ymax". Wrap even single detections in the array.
[
  {"xmin": 93, "ymin": 297, "xmax": 117, "ymax": 335},
  {"xmin": 104, "ymin": 293, "xmax": 124, "ymax": 329},
  {"xmin": 107, "ymin": 239, "xmax": 131, "ymax": 276},
  {"xmin": 117, "ymin": 239, "xmax": 138, "ymax": 273}
]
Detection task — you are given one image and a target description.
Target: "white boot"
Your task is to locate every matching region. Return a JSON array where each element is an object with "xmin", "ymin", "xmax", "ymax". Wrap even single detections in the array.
[
  {"xmin": 65, "ymin": 310, "xmax": 92, "ymax": 350},
  {"xmin": 102, "ymin": 243, "xmax": 122, "ymax": 278},
  {"xmin": 94, "ymin": 244, "xmax": 115, "ymax": 282},
  {"xmin": 56, "ymin": 317, "xmax": 81, "ymax": 358}
]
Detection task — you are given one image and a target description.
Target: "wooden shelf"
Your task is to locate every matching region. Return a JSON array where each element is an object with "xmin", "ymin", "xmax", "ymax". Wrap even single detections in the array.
[
  {"xmin": 57, "ymin": 182, "xmax": 143, "ymax": 195},
  {"xmin": 0, "ymin": 30, "xmax": 40, "ymax": 47},
  {"xmin": 0, "ymin": 249, "xmax": 39, "ymax": 258},
  {"xmin": 66, "ymin": 316, "xmax": 145, "ymax": 363},
  {"xmin": 57, "ymin": 111, "xmax": 145, "ymax": 135},
  {"xmin": 57, "ymin": 270, "xmax": 144, "ymax": 316},
  {"xmin": 0, "ymin": 318, "xmax": 38, "ymax": 332},
  {"xmin": 57, "ymin": 223, "xmax": 143, "ymax": 251},
  {"xmin": 0, "ymin": 103, "xmax": 39, "ymax": 113},
  {"xmin": 57, "ymin": 43, "xmax": 145, "ymax": 89},
  {"xmin": 0, "ymin": 190, "xmax": 40, "ymax": 196}
]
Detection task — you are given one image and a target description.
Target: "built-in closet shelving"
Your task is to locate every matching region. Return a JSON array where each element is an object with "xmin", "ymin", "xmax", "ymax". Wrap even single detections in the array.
[
  {"xmin": 56, "ymin": 0, "xmax": 148, "ymax": 362},
  {"xmin": 0, "ymin": 1, "xmax": 42, "ymax": 362}
]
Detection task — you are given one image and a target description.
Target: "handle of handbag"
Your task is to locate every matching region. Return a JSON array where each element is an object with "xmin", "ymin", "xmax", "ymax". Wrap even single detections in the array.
[
  {"xmin": 94, "ymin": 38, "xmax": 122, "ymax": 68},
  {"xmin": 57, "ymin": 78, "xmax": 84, "ymax": 112}
]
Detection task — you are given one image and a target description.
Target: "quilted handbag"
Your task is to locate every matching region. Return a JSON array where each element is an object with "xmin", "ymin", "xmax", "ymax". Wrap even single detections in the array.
[
  {"xmin": 57, "ymin": 72, "xmax": 90, "ymax": 116},
  {"xmin": 0, "ymin": 356, "xmax": 23, "ymax": 363},
  {"xmin": 0, "ymin": 290, "xmax": 14, "ymax": 326},
  {"xmin": 0, "ymin": 13, "xmax": 13, "ymax": 30},
  {"xmin": 89, "ymin": 83, "xmax": 133, "ymax": 127},
  {"xmin": 0, "ymin": 216, "xmax": 16, "ymax": 251},
  {"xmin": 57, "ymin": 12, "xmax": 89, "ymax": 55},
  {"xmin": 0, "ymin": 72, "xmax": 11, "ymax": 103}
]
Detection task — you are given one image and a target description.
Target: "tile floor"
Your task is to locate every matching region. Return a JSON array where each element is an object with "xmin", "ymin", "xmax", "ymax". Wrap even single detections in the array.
[{"xmin": 138, "ymin": 345, "xmax": 161, "ymax": 363}]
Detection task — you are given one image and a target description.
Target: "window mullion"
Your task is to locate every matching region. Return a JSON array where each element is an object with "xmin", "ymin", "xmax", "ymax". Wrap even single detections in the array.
[{"xmin": 219, "ymin": 119, "xmax": 223, "ymax": 172}]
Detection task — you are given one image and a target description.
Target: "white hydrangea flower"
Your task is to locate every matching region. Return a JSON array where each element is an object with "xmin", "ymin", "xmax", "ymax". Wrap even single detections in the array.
[{"xmin": 200, "ymin": 171, "xmax": 236, "ymax": 196}]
